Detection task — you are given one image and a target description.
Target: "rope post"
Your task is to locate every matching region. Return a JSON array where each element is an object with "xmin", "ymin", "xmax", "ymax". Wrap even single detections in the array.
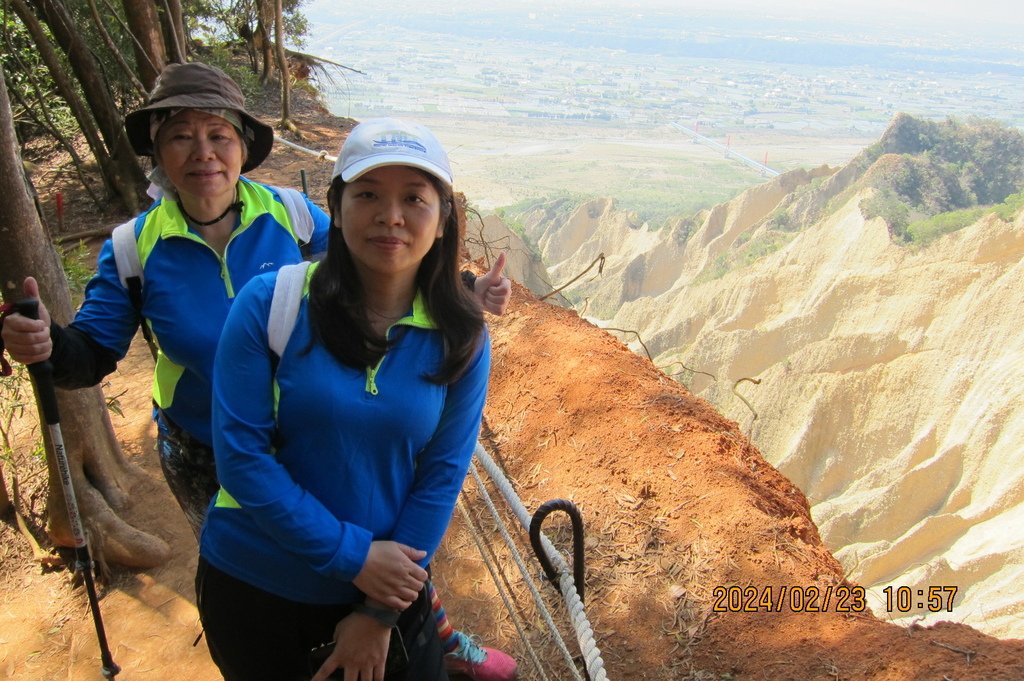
[
  {"xmin": 529, "ymin": 499, "xmax": 586, "ymax": 605},
  {"xmin": 299, "ymin": 169, "xmax": 308, "ymax": 195}
]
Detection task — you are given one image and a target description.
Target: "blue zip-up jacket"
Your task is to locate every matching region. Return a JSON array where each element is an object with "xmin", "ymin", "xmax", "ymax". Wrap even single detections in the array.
[
  {"xmin": 62, "ymin": 179, "xmax": 330, "ymax": 446},
  {"xmin": 201, "ymin": 267, "xmax": 490, "ymax": 605}
]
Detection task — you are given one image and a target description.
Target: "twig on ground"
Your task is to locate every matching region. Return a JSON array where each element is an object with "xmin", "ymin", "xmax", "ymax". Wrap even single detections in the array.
[{"xmin": 930, "ymin": 640, "xmax": 976, "ymax": 664}]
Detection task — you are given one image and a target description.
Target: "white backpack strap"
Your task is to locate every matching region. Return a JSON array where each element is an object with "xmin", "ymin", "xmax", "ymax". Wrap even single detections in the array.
[
  {"xmin": 272, "ymin": 186, "xmax": 315, "ymax": 246},
  {"xmin": 268, "ymin": 261, "xmax": 311, "ymax": 357},
  {"xmin": 111, "ymin": 219, "xmax": 142, "ymax": 288},
  {"xmin": 111, "ymin": 217, "xmax": 159, "ymax": 360}
]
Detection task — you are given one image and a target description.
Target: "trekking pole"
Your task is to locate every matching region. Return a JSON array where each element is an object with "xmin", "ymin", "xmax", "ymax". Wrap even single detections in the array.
[{"xmin": 15, "ymin": 299, "xmax": 120, "ymax": 679}]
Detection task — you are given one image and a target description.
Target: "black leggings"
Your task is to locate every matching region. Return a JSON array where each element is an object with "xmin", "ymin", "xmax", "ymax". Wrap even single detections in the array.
[{"xmin": 196, "ymin": 558, "xmax": 447, "ymax": 681}]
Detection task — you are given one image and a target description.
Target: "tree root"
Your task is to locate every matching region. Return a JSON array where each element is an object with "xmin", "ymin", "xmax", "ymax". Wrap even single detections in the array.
[
  {"xmin": 42, "ymin": 388, "xmax": 172, "ymax": 571},
  {"xmin": 11, "ymin": 473, "xmax": 62, "ymax": 568}
]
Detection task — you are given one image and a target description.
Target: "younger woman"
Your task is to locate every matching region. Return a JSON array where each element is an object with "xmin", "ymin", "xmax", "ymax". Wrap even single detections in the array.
[{"xmin": 198, "ymin": 118, "xmax": 491, "ymax": 681}]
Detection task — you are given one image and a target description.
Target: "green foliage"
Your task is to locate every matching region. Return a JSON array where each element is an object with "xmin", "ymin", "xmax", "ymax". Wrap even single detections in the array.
[
  {"xmin": 0, "ymin": 363, "xmax": 43, "ymax": 469},
  {"xmin": 283, "ymin": 0, "xmax": 310, "ymax": 48},
  {"xmin": 693, "ymin": 253, "xmax": 730, "ymax": 284},
  {"xmin": 772, "ymin": 210, "xmax": 791, "ymax": 231},
  {"xmin": 60, "ymin": 240, "xmax": 94, "ymax": 306},
  {"xmin": 493, "ymin": 208, "xmax": 527, "ymax": 240},
  {"xmin": 691, "ymin": 227, "xmax": 795, "ymax": 284},
  {"xmin": 866, "ymin": 115, "xmax": 1024, "ymax": 222},
  {"xmin": 906, "ymin": 207, "xmax": 986, "ymax": 245},
  {"xmin": 187, "ymin": 0, "xmax": 311, "ymax": 48},
  {"xmin": 906, "ymin": 190, "xmax": 1024, "ymax": 245},
  {"xmin": 671, "ymin": 216, "xmax": 698, "ymax": 245},
  {"xmin": 994, "ymin": 190, "xmax": 1024, "ymax": 221},
  {"xmin": 739, "ymin": 231, "xmax": 793, "ymax": 266},
  {"xmin": 0, "ymin": 13, "xmax": 78, "ymax": 141},
  {"xmin": 861, "ymin": 188, "xmax": 911, "ymax": 242},
  {"xmin": 494, "ymin": 156, "xmax": 751, "ymax": 231},
  {"xmin": 199, "ymin": 43, "xmax": 263, "ymax": 101}
]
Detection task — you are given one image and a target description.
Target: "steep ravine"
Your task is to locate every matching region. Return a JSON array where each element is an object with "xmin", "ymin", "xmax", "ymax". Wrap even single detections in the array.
[{"xmin": 480, "ymin": 161, "xmax": 1024, "ymax": 639}]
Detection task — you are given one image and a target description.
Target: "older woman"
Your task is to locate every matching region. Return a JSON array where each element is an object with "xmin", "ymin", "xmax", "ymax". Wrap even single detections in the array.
[
  {"xmin": 2, "ymin": 61, "xmax": 330, "ymax": 532},
  {"xmin": 199, "ymin": 117, "xmax": 489, "ymax": 681},
  {"xmin": 1, "ymin": 63, "xmax": 515, "ymax": 681}
]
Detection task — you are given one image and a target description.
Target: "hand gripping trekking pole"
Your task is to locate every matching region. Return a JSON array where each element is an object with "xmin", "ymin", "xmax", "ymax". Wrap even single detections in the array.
[{"xmin": 15, "ymin": 300, "xmax": 120, "ymax": 679}]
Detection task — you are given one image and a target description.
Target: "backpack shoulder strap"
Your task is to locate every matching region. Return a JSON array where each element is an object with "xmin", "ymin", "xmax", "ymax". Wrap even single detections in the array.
[
  {"xmin": 268, "ymin": 261, "xmax": 312, "ymax": 358},
  {"xmin": 270, "ymin": 185, "xmax": 315, "ymax": 258},
  {"xmin": 111, "ymin": 219, "xmax": 142, "ymax": 288},
  {"xmin": 111, "ymin": 219, "xmax": 158, "ymax": 360}
]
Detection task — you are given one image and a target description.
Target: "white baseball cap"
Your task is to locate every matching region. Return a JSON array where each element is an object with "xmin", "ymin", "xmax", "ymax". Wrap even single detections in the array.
[{"xmin": 333, "ymin": 118, "xmax": 453, "ymax": 187}]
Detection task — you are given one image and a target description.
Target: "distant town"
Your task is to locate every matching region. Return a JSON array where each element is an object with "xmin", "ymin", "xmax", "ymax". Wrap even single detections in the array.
[
  {"xmin": 303, "ymin": 1, "xmax": 1024, "ymax": 216},
  {"xmin": 308, "ymin": 2, "xmax": 1022, "ymax": 132}
]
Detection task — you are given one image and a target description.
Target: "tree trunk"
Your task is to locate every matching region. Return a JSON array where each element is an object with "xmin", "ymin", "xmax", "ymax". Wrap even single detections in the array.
[
  {"xmin": 0, "ymin": 64, "xmax": 170, "ymax": 570},
  {"xmin": 9, "ymin": 0, "xmax": 118, "ymax": 200},
  {"xmin": 30, "ymin": 0, "xmax": 148, "ymax": 214},
  {"xmin": 274, "ymin": 0, "xmax": 296, "ymax": 132},
  {"xmin": 256, "ymin": 0, "xmax": 275, "ymax": 84},
  {"xmin": 4, "ymin": 67, "xmax": 103, "ymax": 209},
  {"xmin": 85, "ymin": 0, "xmax": 146, "ymax": 96},
  {"xmin": 157, "ymin": 0, "xmax": 186, "ymax": 64},
  {"xmin": 237, "ymin": 19, "xmax": 258, "ymax": 73},
  {"xmin": 119, "ymin": 0, "xmax": 167, "ymax": 89}
]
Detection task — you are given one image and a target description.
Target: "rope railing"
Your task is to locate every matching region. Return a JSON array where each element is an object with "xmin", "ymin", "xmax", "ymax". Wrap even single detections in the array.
[
  {"xmin": 458, "ymin": 489, "xmax": 559, "ymax": 681},
  {"xmin": 468, "ymin": 443, "xmax": 609, "ymax": 681},
  {"xmin": 273, "ymin": 133, "xmax": 338, "ymax": 163}
]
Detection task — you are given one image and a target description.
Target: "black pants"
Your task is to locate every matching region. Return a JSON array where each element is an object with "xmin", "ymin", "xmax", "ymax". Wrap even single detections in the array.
[{"xmin": 196, "ymin": 557, "xmax": 447, "ymax": 681}]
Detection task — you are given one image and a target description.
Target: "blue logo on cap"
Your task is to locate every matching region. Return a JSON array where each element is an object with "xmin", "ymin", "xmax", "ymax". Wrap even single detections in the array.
[{"xmin": 372, "ymin": 133, "xmax": 427, "ymax": 154}]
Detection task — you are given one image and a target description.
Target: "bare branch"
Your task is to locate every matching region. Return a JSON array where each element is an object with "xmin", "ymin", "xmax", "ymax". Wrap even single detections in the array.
[
  {"xmin": 540, "ymin": 253, "xmax": 605, "ymax": 301},
  {"xmin": 603, "ymin": 327, "xmax": 653, "ymax": 362},
  {"xmin": 732, "ymin": 377, "xmax": 762, "ymax": 422}
]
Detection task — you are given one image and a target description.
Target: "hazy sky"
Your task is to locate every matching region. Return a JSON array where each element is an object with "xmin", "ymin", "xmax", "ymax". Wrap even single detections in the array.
[
  {"xmin": 323, "ymin": 0, "xmax": 1024, "ymax": 37},
  {"xmin": 681, "ymin": 0, "xmax": 1023, "ymax": 29}
]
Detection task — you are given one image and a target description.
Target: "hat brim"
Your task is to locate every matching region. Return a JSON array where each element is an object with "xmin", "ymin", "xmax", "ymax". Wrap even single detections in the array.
[
  {"xmin": 124, "ymin": 101, "xmax": 273, "ymax": 173},
  {"xmin": 341, "ymin": 155, "xmax": 453, "ymax": 187}
]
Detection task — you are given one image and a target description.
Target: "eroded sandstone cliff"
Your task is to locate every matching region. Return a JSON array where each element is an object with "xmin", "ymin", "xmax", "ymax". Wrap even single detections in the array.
[{"xmin": 482, "ymin": 118, "xmax": 1024, "ymax": 639}]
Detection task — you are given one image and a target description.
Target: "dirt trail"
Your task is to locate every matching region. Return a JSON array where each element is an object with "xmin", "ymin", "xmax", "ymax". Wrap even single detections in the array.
[{"xmin": 2, "ymin": 87, "xmax": 1023, "ymax": 680}]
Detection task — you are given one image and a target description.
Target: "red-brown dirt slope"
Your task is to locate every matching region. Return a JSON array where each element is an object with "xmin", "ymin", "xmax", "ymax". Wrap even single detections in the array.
[{"xmin": 432, "ymin": 277, "xmax": 1024, "ymax": 680}]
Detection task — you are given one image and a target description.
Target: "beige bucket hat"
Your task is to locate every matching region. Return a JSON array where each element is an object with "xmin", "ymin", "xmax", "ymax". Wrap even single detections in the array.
[{"xmin": 124, "ymin": 62, "xmax": 273, "ymax": 172}]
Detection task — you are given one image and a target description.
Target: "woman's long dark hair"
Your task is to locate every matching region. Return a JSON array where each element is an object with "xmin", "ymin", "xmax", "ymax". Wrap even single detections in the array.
[{"xmin": 307, "ymin": 171, "xmax": 484, "ymax": 384}]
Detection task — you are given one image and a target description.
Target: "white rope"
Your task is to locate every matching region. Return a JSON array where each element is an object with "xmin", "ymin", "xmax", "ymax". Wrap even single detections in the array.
[
  {"xmin": 455, "ymin": 498, "xmax": 554, "ymax": 681},
  {"xmin": 472, "ymin": 443, "xmax": 609, "ymax": 681},
  {"xmin": 466, "ymin": 460, "xmax": 585, "ymax": 681},
  {"xmin": 273, "ymin": 134, "xmax": 338, "ymax": 163}
]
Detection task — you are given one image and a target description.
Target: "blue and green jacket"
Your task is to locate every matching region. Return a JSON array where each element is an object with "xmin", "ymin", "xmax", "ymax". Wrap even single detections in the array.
[
  {"xmin": 51, "ymin": 179, "xmax": 330, "ymax": 446},
  {"xmin": 200, "ymin": 264, "xmax": 491, "ymax": 605}
]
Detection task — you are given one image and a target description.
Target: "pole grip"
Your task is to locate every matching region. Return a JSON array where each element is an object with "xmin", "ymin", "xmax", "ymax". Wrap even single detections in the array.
[{"xmin": 13, "ymin": 299, "xmax": 60, "ymax": 426}]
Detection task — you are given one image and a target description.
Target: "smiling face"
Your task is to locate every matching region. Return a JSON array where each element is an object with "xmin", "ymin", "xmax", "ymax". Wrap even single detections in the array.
[
  {"xmin": 336, "ymin": 165, "xmax": 445, "ymax": 287},
  {"xmin": 154, "ymin": 109, "xmax": 245, "ymax": 204}
]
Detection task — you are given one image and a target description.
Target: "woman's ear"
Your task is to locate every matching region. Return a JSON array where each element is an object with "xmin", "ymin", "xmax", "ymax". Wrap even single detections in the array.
[{"xmin": 437, "ymin": 200, "xmax": 452, "ymax": 239}]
